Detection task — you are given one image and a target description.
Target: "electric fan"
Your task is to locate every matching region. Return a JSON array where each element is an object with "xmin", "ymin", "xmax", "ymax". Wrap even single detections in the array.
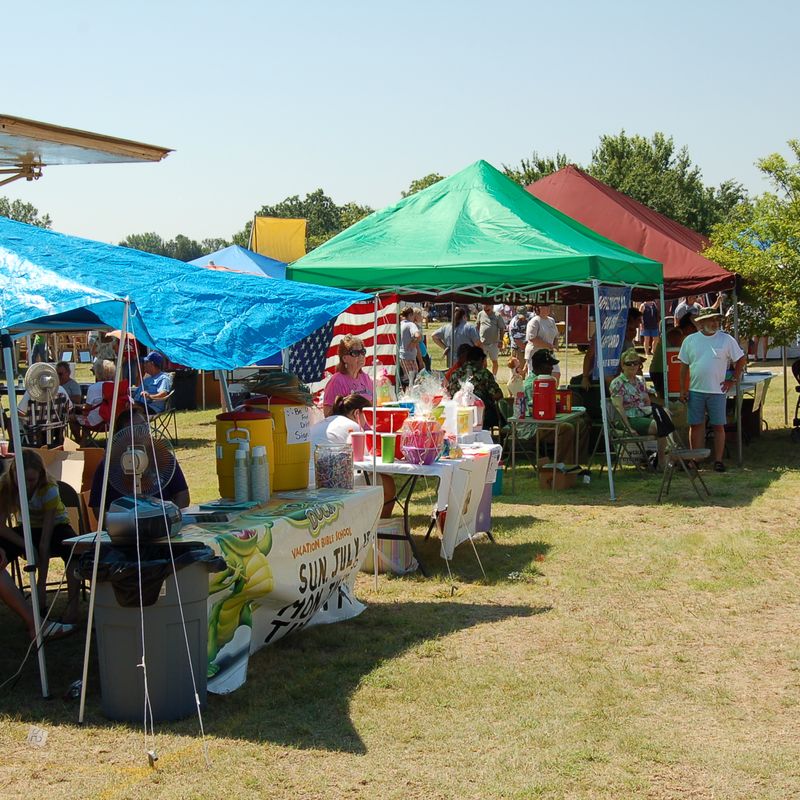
[
  {"xmin": 24, "ymin": 362, "xmax": 60, "ymax": 403},
  {"xmin": 104, "ymin": 424, "xmax": 183, "ymax": 544},
  {"xmin": 23, "ymin": 362, "xmax": 67, "ymax": 445}
]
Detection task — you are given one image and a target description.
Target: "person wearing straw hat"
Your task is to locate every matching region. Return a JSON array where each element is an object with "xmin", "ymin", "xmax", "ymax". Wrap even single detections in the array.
[{"xmin": 678, "ymin": 307, "xmax": 746, "ymax": 472}]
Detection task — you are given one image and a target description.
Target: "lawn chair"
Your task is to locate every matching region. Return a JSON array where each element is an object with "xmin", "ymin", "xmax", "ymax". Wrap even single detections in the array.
[
  {"xmin": 149, "ymin": 389, "xmax": 177, "ymax": 444},
  {"xmin": 10, "ymin": 480, "xmax": 87, "ymax": 594},
  {"xmin": 591, "ymin": 401, "xmax": 658, "ymax": 474},
  {"xmin": 498, "ymin": 397, "xmax": 540, "ymax": 471},
  {"xmin": 657, "ymin": 424, "xmax": 711, "ymax": 503},
  {"xmin": 21, "ymin": 395, "xmax": 70, "ymax": 448}
]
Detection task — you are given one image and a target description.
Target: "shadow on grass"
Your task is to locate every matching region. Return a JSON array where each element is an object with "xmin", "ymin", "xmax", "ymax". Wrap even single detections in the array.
[
  {"xmin": 494, "ymin": 427, "xmax": 799, "ymax": 508},
  {"xmin": 211, "ymin": 600, "xmax": 546, "ymax": 752},
  {"xmin": 0, "ymin": 600, "xmax": 544, "ymax": 755},
  {"xmin": 402, "ymin": 516, "xmax": 551, "ymax": 584},
  {"xmin": 174, "ymin": 435, "xmax": 215, "ymax": 450}
]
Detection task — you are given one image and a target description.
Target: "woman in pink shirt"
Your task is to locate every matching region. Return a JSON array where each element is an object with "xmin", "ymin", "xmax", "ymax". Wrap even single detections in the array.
[{"xmin": 322, "ymin": 335, "xmax": 375, "ymax": 417}]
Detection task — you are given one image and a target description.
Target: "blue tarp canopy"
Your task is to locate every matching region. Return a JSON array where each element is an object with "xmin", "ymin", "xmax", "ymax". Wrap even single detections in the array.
[
  {"xmin": 189, "ymin": 245, "xmax": 286, "ymax": 279},
  {"xmin": 0, "ymin": 216, "xmax": 368, "ymax": 370}
]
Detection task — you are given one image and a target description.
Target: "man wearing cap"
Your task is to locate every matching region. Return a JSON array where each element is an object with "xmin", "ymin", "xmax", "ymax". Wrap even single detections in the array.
[
  {"xmin": 522, "ymin": 349, "xmax": 587, "ymax": 463},
  {"xmin": 507, "ymin": 309, "xmax": 530, "ymax": 370},
  {"xmin": 678, "ymin": 307, "xmax": 746, "ymax": 472},
  {"xmin": 132, "ymin": 352, "xmax": 172, "ymax": 414}
]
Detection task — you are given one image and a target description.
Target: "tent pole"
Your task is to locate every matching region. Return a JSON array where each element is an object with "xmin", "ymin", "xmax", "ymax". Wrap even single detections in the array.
[
  {"xmin": 783, "ymin": 346, "xmax": 789, "ymax": 426},
  {"xmin": 591, "ymin": 281, "xmax": 616, "ymax": 501},
  {"xmin": 564, "ymin": 304, "xmax": 570, "ymax": 384},
  {"xmin": 78, "ymin": 299, "xmax": 130, "ymax": 723},
  {"xmin": 732, "ymin": 289, "xmax": 743, "ymax": 466},
  {"xmin": 1, "ymin": 330, "xmax": 49, "ymax": 697},
  {"xmin": 201, "ymin": 370, "xmax": 206, "ymax": 411},
  {"xmin": 372, "ymin": 294, "xmax": 379, "ymax": 590},
  {"xmin": 449, "ymin": 302, "xmax": 454, "ymax": 369},
  {"xmin": 659, "ymin": 286, "xmax": 668, "ymax": 393},
  {"xmin": 219, "ymin": 373, "xmax": 233, "ymax": 412}
]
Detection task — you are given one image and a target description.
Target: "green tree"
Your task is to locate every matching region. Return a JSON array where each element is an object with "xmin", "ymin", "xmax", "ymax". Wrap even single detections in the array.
[
  {"xmin": 502, "ymin": 151, "xmax": 571, "ymax": 186},
  {"xmin": 704, "ymin": 140, "xmax": 800, "ymax": 345},
  {"xmin": 201, "ymin": 237, "xmax": 230, "ymax": 254},
  {"xmin": 235, "ymin": 190, "xmax": 373, "ymax": 252},
  {"xmin": 120, "ymin": 232, "xmax": 208, "ymax": 261},
  {"xmin": 120, "ymin": 232, "xmax": 169, "ymax": 255},
  {"xmin": 401, "ymin": 173, "xmax": 444, "ymax": 197},
  {"xmin": 0, "ymin": 197, "xmax": 52, "ymax": 228},
  {"xmin": 587, "ymin": 131, "xmax": 744, "ymax": 235}
]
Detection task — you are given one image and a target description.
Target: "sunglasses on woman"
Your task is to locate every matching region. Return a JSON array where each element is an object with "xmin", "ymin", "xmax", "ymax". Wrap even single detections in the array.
[
  {"xmin": 623, "ymin": 360, "xmax": 642, "ymax": 366},
  {"xmin": 347, "ymin": 349, "xmax": 367, "ymax": 357}
]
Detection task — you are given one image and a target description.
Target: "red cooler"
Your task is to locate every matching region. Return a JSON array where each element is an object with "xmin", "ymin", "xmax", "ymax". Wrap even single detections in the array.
[{"xmin": 532, "ymin": 376, "xmax": 557, "ymax": 420}]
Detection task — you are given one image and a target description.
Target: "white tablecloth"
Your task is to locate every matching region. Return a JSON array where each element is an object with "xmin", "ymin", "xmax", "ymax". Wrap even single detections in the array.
[{"xmin": 356, "ymin": 443, "xmax": 500, "ymax": 560}]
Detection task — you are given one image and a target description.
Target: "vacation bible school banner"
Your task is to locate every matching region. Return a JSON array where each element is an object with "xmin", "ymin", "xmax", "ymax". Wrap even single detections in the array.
[{"xmin": 178, "ymin": 486, "xmax": 383, "ymax": 694}]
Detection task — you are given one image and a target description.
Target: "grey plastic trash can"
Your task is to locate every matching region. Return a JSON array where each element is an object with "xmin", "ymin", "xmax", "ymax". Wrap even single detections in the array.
[{"xmin": 85, "ymin": 544, "xmax": 224, "ymax": 722}]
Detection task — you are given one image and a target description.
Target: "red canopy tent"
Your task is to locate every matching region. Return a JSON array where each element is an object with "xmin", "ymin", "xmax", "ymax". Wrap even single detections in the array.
[{"xmin": 527, "ymin": 166, "xmax": 735, "ymax": 298}]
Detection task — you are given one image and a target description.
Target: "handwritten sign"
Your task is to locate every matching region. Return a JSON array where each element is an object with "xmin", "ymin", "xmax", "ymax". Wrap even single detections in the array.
[
  {"xmin": 592, "ymin": 286, "xmax": 631, "ymax": 380},
  {"xmin": 284, "ymin": 406, "xmax": 310, "ymax": 445},
  {"xmin": 27, "ymin": 726, "xmax": 48, "ymax": 748}
]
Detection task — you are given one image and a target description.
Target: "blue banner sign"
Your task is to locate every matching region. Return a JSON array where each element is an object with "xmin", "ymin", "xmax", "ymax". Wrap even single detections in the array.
[{"xmin": 592, "ymin": 286, "xmax": 632, "ymax": 380}]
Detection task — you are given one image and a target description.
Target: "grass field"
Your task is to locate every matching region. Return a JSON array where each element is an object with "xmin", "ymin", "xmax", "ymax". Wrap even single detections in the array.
[{"xmin": 1, "ymin": 351, "xmax": 799, "ymax": 799}]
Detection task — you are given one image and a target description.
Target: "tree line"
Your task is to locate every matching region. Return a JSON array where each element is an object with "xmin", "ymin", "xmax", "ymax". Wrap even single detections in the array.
[{"xmin": 2, "ymin": 131, "xmax": 798, "ymax": 343}]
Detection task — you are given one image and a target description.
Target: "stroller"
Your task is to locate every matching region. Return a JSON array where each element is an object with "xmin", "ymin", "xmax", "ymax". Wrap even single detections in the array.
[{"xmin": 792, "ymin": 359, "xmax": 800, "ymax": 443}]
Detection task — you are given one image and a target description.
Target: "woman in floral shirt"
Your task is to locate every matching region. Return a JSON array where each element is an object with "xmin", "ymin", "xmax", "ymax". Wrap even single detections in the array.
[{"xmin": 609, "ymin": 348, "xmax": 665, "ymax": 468}]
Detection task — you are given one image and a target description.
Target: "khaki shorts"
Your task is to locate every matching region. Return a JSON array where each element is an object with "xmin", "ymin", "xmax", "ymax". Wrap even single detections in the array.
[{"xmin": 483, "ymin": 343, "xmax": 500, "ymax": 361}]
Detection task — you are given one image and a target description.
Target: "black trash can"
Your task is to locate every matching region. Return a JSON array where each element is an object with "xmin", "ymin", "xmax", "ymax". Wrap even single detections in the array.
[
  {"xmin": 80, "ymin": 543, "xmax": 225, "ymax": 722},
  {"xmin": 172, "ymin": 369, "xmax": 198, "ymax": 411}
]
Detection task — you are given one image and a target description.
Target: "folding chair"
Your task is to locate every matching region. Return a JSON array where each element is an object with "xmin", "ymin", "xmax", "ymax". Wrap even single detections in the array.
[
  {"xmin": 10, "ymin": 480, "xmax": 87, "ymax": 594},
  {"xmin": 21, "ymin": 395, "xmax": 69, "ymax": 448},
  {"xmin": 591, "ymin": 401, "xmax": 658, "ymax": 474},
  {"xmin": 149, "ymin": 389, "xmax": 177, "ymax": 444},
  {"xmin": 657, "ymin": 428, "xmax": 711, "ymax": 503},
  {"xmin": 498, "ymin": 397, "xmax": 540, "ymax": 471}
]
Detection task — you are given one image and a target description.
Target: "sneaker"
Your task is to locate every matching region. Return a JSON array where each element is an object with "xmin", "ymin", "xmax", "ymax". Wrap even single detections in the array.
[
  {"xmin": 713, "ymin": 461, "xmax": 726, "ymax": 473},
  {"xmin": 41, "ymin": 621, "xmax": 77, "ymax": 640}
]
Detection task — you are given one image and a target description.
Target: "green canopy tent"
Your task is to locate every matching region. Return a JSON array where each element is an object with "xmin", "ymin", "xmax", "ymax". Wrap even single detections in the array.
[
  {"xmin": 287, "ymin": 160, "xmax": 665, "ymax": 499},
  {"xmin": 286, "ymin": 160, "xmax": 662, "ymax": 298}
]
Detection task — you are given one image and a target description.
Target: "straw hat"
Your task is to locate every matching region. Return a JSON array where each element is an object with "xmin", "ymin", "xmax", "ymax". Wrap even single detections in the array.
[{"xmin": 694, "ymin": 307, "xmax": 722, "ymax": 323}]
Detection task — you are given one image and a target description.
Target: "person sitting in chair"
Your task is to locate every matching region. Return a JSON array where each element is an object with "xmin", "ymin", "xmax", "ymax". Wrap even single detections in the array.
[
  {"xmin": 446, "ymin": 346, "xmax": 504, "ymax": 430},
  {"xmin": 131, "ymin": 352, "xmax": 172, "ymax": 414},
  {"xmin": 609, "ymin": 348, "xmax": 666, "ymax": 469},
  {"xmin": 523, "ymin": 349, "xmax": 587, "ymax": 463},
  {"xmin": 89, "ymin": 412, "xmax": 189, "ymax": 517}
]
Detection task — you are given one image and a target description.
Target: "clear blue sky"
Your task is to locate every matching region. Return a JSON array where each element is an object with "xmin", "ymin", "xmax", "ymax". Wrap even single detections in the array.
[{"xmin": 4, "ymin": 0, "xmax": 798, "ymax": 245}]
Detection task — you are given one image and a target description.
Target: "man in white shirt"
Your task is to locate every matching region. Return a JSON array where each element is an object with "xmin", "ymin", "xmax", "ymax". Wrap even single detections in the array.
[
  {"xmin": 678, "ymin": 307, "xmax": 746, "ymax": 472},
  {"xmin": 525, "ymin": 304, "xmax": 560, "ymax": 379},
  {"xmin": 477, "ymin": 303, "xmax": 507, "ymax": 375}
]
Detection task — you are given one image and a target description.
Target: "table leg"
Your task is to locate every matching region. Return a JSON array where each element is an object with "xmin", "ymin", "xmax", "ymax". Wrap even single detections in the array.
[
  {"xmin": 511, "ymin": 418, "xmax": 516, "ymax": 494},
  {"xmin": 552, "ymin": 424, "xmax": 559, "ymax": 492}
]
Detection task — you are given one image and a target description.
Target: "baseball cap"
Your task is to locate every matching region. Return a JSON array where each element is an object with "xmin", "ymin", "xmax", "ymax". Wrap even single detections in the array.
[
  {"xmin": 142, "ymin": 351, "xmax": 164, "ymax": 368},
  {"xmin": 530, "ymin": 348, "xmax": 559, "ymax": 367}
]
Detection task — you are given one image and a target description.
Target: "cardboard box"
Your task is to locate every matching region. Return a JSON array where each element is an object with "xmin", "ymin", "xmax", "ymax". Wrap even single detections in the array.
[
  {"xmin": 63, "ymin": 438, "xmax": 105, "ymax": 492},
  {"xmin": 37, "ymin": 447, "xmax": 85, "ymax": 496},
  {"xmin": 538, "ymin": 458, "xmax": 580, "ymax": 490}
]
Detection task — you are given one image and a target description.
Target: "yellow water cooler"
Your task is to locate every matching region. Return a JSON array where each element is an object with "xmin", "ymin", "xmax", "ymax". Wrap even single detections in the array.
[{"xmin": 215, "ymin": 408, "xmax": 275, "ymax": 498}]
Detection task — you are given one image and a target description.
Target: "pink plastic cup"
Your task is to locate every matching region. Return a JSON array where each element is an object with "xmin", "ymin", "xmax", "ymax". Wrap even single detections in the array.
[{"xmin": 350, "ymin": 431, "xmax": 367, "ymax": 461}]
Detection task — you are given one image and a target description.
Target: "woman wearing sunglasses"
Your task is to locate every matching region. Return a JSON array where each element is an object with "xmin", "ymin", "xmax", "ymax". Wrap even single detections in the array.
[
  {"xmin": 608, "ymin": 348, "xmax": 666, "ymax": 469},
  {"xmin": 322, "ymin": 334, "xmax": 375, "ymax": 417}
]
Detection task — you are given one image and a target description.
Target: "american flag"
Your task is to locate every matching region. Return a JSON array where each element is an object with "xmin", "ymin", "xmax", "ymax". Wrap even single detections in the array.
[{"xmin": 289, "ymin": 295, "xmax": 399, "ymax": 396}]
